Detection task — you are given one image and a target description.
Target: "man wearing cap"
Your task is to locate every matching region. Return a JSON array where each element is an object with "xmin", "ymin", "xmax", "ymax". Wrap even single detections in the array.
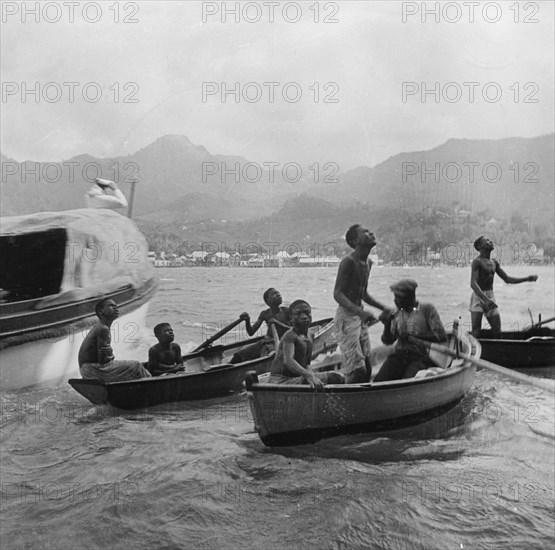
[
  {"xmin": 333, "ymin": 224, "xmax": 391, "ymax": 383},
  {"xmin": 85, "ymin": 178, "xmax": 128, "ymax": 210},
  {"xmin": 470, "ymin": 236, "xmax": 538, "ymax": 337},
  {"xmin": 374, "ymin": 279, "xmax": 447, "ymax": 381}
]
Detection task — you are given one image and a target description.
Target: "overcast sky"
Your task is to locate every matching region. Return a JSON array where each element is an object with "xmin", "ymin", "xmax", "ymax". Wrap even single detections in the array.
[{"xmin": 1, "ymin": 1, "xmax": 553, "ymax": 170}]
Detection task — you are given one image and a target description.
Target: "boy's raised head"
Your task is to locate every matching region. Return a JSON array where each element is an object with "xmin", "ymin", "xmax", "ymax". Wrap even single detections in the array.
[
  {"xmin": 95, "ymin": 297, "xmax": 118, "ymax": 319},
  {"xmin": 154, "ymin": 323, "xmax": 175, "ymax": 345},
  {"xmin": 263, "ymin": 287, "xmax": 282, "ymax": 306},
  {"xmin": 345, "ymin": 224, "xmax": 376, "ymax": 250},
  {"xmin": 345, "ymin": 224, "xmax": 362, "ymax": 248},
  {"xmin": 474, "ymin": 236, "xmax": 493, "ymax": 252},
  {"xmin": 474, "ymin": 236, "xmax": 486, "ymax": 251},
  {"xmin": 154, "ymin": 322, "xmax": 172, "ymax": 339}
]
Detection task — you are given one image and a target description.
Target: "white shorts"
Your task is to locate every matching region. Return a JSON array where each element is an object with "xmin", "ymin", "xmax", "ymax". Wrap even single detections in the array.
[{"xmin": 469, "ymin": 290, "xmax": 496, "ymax": 313}]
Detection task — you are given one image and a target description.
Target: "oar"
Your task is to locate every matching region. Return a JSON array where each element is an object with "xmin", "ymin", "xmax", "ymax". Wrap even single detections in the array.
[
  {"xmin": 411, "ymin": 336, "xmax": 555, "ymax": 393},
  {"xmin": 192, "ymin": 317, "xmax": 244, "ymax": 352}
]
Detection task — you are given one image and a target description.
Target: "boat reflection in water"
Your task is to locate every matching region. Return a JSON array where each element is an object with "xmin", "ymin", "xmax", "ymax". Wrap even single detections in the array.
[{"xmin": 0, "ymin": 209, "xmax": 157, "ymax": 390}]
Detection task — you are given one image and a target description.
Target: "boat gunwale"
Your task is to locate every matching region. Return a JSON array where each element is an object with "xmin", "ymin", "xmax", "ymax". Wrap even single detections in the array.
[
  {"xmin": 477, "ymin": 328, "xmax": 555, "ymax": 344},
  {"xmin": 246, "ymin": 361, "xmax": 474, "ymax": 394},
  {"xmin": 0, "ymin": 277, "xmax": 158, "ymax": 339},
  {"xmin": 1, "ymin": 284, "xmax": 136, "ymax": 319},
  {"xmin": 68, "ymin": 352, "xmax": 275, "ymax": 389},
  {"xmin": 477, "ymin": 336, "xmax": 554, "ymax": 344}
]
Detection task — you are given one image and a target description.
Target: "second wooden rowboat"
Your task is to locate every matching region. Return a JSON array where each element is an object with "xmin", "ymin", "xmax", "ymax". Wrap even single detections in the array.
[
  {"xmin": 477, "ymin": 327, "xmax": 554, "ymax": 368},
  {"xmin": 245, "ymin": 331, "xmax": 480, "ymax": 447},
  {"xmin": 68, "ymin": 317, "xmax": 336, "ymax": 409}
]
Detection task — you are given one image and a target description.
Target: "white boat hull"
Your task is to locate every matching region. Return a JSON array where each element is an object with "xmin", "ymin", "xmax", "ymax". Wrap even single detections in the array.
[{"xmin": 0, "ymin": 303, "xmax": 150, "ymax": 391}]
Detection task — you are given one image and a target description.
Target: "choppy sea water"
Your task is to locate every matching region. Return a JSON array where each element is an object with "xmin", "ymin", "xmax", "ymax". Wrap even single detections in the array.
[{"xmin": 1, "ymin": 266, "xmax": 554, "ymax": 550}]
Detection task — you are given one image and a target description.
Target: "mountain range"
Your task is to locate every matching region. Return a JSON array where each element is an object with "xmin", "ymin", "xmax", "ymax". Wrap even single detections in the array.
[{"xmin": 1, "ymin": 134, "xmax": 553, "ymax": 228}]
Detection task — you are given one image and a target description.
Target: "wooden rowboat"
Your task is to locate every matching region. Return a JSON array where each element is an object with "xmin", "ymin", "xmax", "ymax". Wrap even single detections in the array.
[
  {"xmin": 477, "ymin": 327, "xmax": 554, "ymax": 368},
  {"xmin": 245, "ymin": 331, "xmax": 480, "ymax": 447},
  {"xmin": 68, "ymin": 318, "xmax": 336, "ymax": 409}
]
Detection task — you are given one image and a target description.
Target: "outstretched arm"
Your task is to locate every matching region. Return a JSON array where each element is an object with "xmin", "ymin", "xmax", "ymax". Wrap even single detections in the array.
[
  {"xmin": 363, "ymin": 291, "xmax": 391, "ymax": 319},
  {"xmin": 241, "ymin": 311, "xmax": 265, "ymax": 336},
  {"xmin": 495, "ymin": 264, "xmax": 538, "ymax": 285}
]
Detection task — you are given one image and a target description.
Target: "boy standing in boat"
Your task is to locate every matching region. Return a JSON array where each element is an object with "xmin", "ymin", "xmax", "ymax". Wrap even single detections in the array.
[
  {"xmin": 78, "ymin": 298, "xmax": 151, "ymax": 381},
  {"xmin": 230, "ymin": 288, "xmax": 291, "ymax": 363},
  {"xmin": 333, "ymin": 225, "xmax": 391, "ymax": 383},
  {"xmin": 147, "ymin": 323, "xmax": 185, "ymax": 376},
  {"xmin": 268, "ymin": 299, "xmax": 344, "ymax": 388},
  {"xmin": 375, "ymin": 279, "xmax": 447, "ymax": 381},
  {"xmin": 470, "ymin": 236, "xmax": 538, "ymax": 337}
]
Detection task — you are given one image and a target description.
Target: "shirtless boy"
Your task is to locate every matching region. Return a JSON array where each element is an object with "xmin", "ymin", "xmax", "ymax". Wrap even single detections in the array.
[
  {"xmin": 241, "ymin": 288, "xmax": 291, "ymax": 338},
  {"xmin": 268, "ymin": 300, "xmax": 344, "ymax": 388},
  {"xmin": 147, "ymin": 323, "xmax": 185, "ymax": 376},
  {"xmin": 79, "ymin": 298, "xmax": 151, "ymax": 381},
  {"xmin": 333, "ymin": 225, "xmax": 391, "ymax": 383},
  {"xmin": 230, "ymin": 288, "xmax": 291, "ymax": 363},
  {"xmin": 470, "ymin": 236, "xmax": 538, "ymax": 337}
]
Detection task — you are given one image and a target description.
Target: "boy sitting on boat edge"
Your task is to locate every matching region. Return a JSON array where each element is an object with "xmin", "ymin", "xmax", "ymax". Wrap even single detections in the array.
[
  {"xmin": 147, "ymin": 323, "xmax": 186, "ymax": 376},
  {"xmin": 78, "ymin": 298, "xmax": 151, "ymax": 382},
  {"xmin": 268, "ymin": 299, "xmax": 344, "ymax": 389}
]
